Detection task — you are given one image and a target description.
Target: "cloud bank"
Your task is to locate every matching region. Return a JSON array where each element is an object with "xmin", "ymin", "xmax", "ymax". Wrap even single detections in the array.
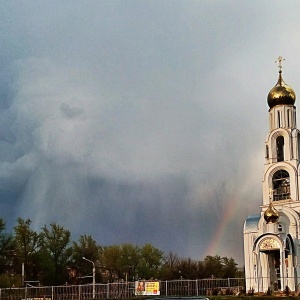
[{"xmin": 1, "ymin": 1, "xmax": 300, "ymax": 264}]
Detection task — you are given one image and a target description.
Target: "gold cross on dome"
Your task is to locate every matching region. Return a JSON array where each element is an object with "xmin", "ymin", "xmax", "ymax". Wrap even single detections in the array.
[{"xmin": 275, "ymin": 56, "xmax": 285, "ymax": 71}]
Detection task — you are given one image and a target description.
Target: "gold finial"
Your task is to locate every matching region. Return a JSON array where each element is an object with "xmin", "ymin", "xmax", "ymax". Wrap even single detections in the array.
[
  {"xmin": 275, "ymin": 56, "xmax": 285, "ymax": 72},
  {"xmin": 267, "ymin": 55, "xmax": 296, "ymax": 108},
  {"xmin": 264, "ymin": 202, "xmax": 279, "ymax": 224}
]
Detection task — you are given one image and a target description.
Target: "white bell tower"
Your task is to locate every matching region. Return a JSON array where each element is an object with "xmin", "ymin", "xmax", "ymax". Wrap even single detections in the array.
[
  {"xmin": 244, "ymin": 57, "xmax": 300, "ymax": 293},
  {"xmin": 262, "ymin": 56, "xmax": 299, "ymax": 205}
]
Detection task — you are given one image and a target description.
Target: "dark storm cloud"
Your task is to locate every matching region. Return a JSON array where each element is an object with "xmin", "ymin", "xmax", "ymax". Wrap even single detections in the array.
[
  {"xmin": 60, "ymin": 103, "xmax": 84, "ymax": 118},
  {"xmin": 1, "ymin": 1, "xmax": 300, "ymax": 265}
]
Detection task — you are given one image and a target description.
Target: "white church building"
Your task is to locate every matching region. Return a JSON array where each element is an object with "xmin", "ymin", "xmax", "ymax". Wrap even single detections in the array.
[{"xmin": 244, "ymin": 57, "xmax": 300, "ymax": 292}]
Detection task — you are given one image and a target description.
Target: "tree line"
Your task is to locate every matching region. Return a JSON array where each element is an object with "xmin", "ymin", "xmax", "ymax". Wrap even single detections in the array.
[{"xmin": 0, "ymin": 217, "xmax": 243, "ymax": 288}]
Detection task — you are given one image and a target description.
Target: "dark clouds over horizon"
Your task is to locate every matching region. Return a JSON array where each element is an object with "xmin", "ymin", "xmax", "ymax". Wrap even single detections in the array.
[{"xmin": 1, "ymin": 1, "xmax": 300, "ymax": 265}]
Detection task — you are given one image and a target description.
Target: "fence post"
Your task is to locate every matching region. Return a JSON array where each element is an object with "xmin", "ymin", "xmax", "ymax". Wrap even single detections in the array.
[
  {"xmin": 52, "ymin": 286, "xmax": 54, "ymax": 300},
  {"xmin": 106, "ymin": 282, "xmax": 110, "ymax": 299},
  {"xmin": 196, "ymin": 280, "xmax": 198, "ymax": 296},
  {"xmin": 79, "ymin": 285, "xmax": 81, "ymax": 300},
  {"xmin": 165, "ymin": 280, "xmax": 167, "ymax": 296}
]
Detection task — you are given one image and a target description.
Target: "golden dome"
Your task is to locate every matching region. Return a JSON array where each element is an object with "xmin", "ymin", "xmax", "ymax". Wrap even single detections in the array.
[
  {"xmin": 264, "ymin": 203, "xmax": 279, "ymax": 224},
  {"xmin": 267, "ymin": 70, "xmax": 296, "ymax": 109}
]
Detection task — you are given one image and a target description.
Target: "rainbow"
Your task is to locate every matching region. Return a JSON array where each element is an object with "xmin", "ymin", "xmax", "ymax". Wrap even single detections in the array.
[{"xmin": 203, "ymin": 196, "xmax": 237, "ymax": 257}]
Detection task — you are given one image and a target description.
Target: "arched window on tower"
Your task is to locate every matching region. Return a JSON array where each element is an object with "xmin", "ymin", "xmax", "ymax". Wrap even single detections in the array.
[
  {"xmin": 276, "ymin": 136, "xmax": 284, "ymax": 162},
  {"xmin": 272, "ymin": 170, "xmax": 290, "ymax": 201}
]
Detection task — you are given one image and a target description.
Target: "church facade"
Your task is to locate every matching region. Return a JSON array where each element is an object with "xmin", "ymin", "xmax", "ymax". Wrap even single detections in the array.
[{"xmin": 244, "ymin": 57, "xmax": 300, "ymax": 292}]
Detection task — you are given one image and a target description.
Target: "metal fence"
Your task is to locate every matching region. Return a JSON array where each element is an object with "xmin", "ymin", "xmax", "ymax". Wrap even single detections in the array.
[{"xmin": 0, "ymin": 278, "xmax": 245, "ymax": 300}]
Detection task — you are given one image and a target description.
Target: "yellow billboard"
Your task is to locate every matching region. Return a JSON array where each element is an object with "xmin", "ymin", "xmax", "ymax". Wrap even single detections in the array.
[{"xmin": 135, "ymin": 280, "xmax": 160, "ymax": 295}]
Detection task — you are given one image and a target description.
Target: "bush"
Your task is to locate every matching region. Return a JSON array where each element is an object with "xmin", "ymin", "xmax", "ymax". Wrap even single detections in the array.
[
  {"xmin": 247, "ymin": 287, "xmax": 254, "ymax": 296},
  {"xmin": 285, "ymin": 285, "xmax": 291, "ymax": 296},
  {"xmin": 0, "ymin": 274, "xmax": 22, "ymax": 288},
  {"xmin": 224, "ymin": 288, "xmax": 233, "ymax": 295},
  {"xmin": 212, "ymin": 288, "xmax": 219, "ymax": 295},
  {"xmin": 266, "ymin": 286, "xmax": 272, "ymax": 296}
]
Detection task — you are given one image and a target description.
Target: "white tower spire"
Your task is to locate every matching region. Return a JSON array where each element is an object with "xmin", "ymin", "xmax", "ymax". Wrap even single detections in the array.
[{"xmin": 244, "ymin": 58, "xmax": 300, "ymax": 293}]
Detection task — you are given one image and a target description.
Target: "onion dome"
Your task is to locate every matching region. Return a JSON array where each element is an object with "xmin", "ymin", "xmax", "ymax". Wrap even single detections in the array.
[
  {"xmin": 264, "ymin": 203, "xmax": 279, "ymax": 224},
  {"xmin": 267, "ymin": 70, "xmax": 296, "ymax": 109}
]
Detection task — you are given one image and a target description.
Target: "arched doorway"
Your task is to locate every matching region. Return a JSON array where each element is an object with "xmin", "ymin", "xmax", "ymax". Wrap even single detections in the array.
[
  {"xmin": 260, "ymin": 249, "xmax": 281, "ymax": 291},
  {"xmin": 255, "ymin": 235, "xmax": 296, "ymax": 292}
]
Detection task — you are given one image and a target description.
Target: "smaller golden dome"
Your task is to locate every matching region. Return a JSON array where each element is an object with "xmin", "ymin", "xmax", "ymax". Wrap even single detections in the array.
[
  {"xmin": 267, "ymin": 70, "xmax": 296, "ymax": 109},
  {"xmin": 264, "ymin": 203, "xmax": 279, "ymax": 224}
]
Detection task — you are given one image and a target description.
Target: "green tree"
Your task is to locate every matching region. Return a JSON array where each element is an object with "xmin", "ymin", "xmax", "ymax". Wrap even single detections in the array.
[
  {"xmin": 0, "ymin": 218, "xmax": 13, "ymax": 253},
  {"xmin": 14, "ymin": 218, "xmax": 40, "ymax": 283},
  {"xmin": 203, "ymin": 255, "xmax": 223, "ymax": 278},
  {"xmin": 177, "ymin": 258, "xmax": 199, "ymax": 279},
  {"xmin": 202, "ymin": 255, "xmax": 239, "ymax": 279},
  {"xmin": 119, "ymin": 244, "xmax": 140, "ymax": 281},
  {"xmin": 102, "ymin": 243, "xmax": 153, "ymax": 282},
  {"xmin": 70, "ymin": 235, "xmax": 102, "ymax": 284},
  {"xmin": 196, "ymin": 260, "xmax": 205, "ymax": 278},
  {"xmin": 138, "ymin": 244, "xmax": 163, "ymax": 279},
  {"xmin": 159, "ymin": 251, "xmax": 180, "ymax": 280},
  {"xmin": 221, "ymin": 257, "xmax": 238, "ymax": 278},
  {"xmin": 0, "ymin": 274, "xmax": 22, "ymax": 288},
  {"xmin": 39, "ymin": 223, "xmax": 71, "ymax": 285},
  {"xmin": 0, "ymin": 218, "xmax": 15, "ymax": 287},
  {"xmin": 102, "ymin": 245, "xmax": 122, "ymax": 282}
]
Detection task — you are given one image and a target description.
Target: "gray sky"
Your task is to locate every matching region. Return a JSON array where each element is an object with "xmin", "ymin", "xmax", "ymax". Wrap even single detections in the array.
[{"xmin": 1, "ymin": 1, "xmax": 300, "ymax": 265}]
